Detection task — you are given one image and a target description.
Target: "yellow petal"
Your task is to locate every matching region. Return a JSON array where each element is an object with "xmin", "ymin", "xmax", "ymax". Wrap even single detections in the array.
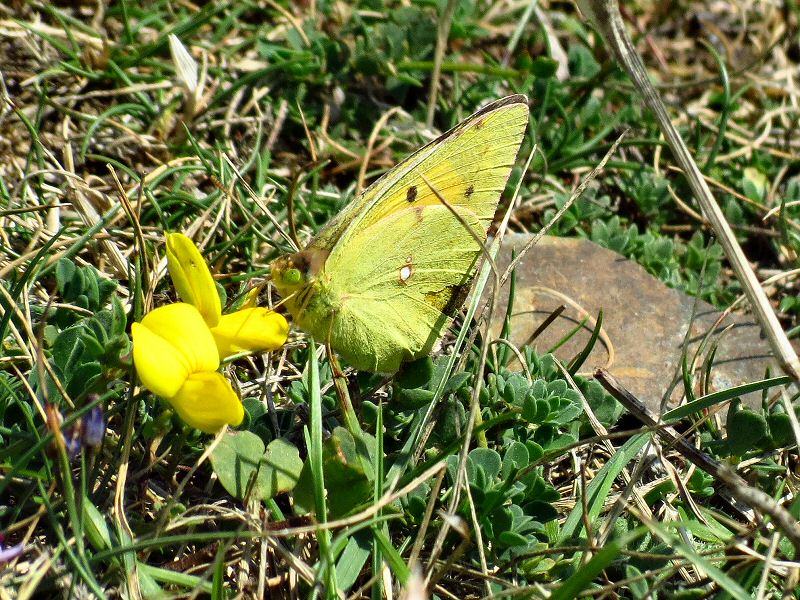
[
  {"xmin": 132, "ymin": 322, "xmax": 190, "ymax": 399},
  {"xmin": 166, "ymin": 232, "xmax": 221, "ymax": 327},
  {"xmin": 171, "ymin": 371, "xmax": 244, "ymax": 433},
  {"xmin": 210, "ymin": 308, "xmax": 289, "ymax": 359},
  {"xmin": 138, "ymin": 303, "xmax": 219, "ymax": 376}
]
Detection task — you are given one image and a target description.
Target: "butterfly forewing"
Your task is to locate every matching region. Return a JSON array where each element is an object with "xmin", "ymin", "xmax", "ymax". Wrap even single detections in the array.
[{"xmin": 309, "ymin": 95, "xmax": 529, "ymax": 254}]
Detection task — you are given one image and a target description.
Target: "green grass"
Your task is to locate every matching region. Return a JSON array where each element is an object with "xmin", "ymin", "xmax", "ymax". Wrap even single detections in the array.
[{"xmin": 1, "ymin": 1, "xmax": 800, "ymax": 598}]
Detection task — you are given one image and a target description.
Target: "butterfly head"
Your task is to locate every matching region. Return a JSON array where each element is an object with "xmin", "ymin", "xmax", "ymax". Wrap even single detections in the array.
[{"xmin": 270, "ymin": 249, "xmax": 328, "ymax": 298}]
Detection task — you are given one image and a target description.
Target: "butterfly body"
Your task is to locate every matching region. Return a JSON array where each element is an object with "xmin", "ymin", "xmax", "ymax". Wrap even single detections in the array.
[{"xmin": 272, "ymin": 96, "xmax": 529, "ymax": 372}]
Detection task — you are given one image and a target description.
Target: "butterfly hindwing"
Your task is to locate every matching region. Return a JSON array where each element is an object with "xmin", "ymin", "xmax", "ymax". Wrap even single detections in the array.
[{"xmin": 319, "ymin": 204, "xmax": 485, "ymax": 372}]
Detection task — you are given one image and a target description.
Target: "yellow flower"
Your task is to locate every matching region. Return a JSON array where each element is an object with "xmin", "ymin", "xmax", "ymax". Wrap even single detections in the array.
[
  {"xmin": 165, "ymin": 232, "xmax": 289, "ymax": 359},
  {"xmin": 166, "ymin": 232, "xmax": 222, "ymax": 327},
  {"xmin": 211, "ymin": 307, "xmax": 290, "ymax": 360},
  {"xmin": 132, "ymin": 303, "xmax": 243, "ymax": 433},
  {"xmin": 132, "ymin": 233, "xmax": 289, "ymax": 433}
]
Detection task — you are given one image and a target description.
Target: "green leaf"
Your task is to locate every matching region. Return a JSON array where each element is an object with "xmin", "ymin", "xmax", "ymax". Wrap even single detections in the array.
[
  {"xmin": 71, "ymin": 267, "xmax": 88, "ymax": 299},
  {"xmin": 445, "ymin": 372, "xmax": 471, "ymax": 393},
  {"xmin": 521, "ymin": 396, "xmax": 542, "ymax": 423},
  {"xmin": 624, "ymin": 565, "xmax": 648, "ymax": 599},
  {"xmin": 137, "ymin": 562, "xmax": 211, "ymax": 594},
  {"xmin": 262, "ymin": 437, "xmax": 304, "ymax": 495},
  {"xmin": 768, "ymin": 411, "xmax": 794, "ymax": 447},
  {"xmin": 210, "ymin": 431, "xmax": 265, "ymax": 499},
  {"xmin": 86, "ymin": 317, "xmax": 110, "ymax": 347},
  {"xmin": 79, "ymin": 329, "xmax": 106, "ymax": 360},
  {"xmin": 470, "ymin": 448, "xmax": 502, "ymax": 481},
  {"xmin": 374, "ymin": 527, "xmax": 411, "ymax": 584},
  {"xmin": 294, "ymin": 427, "xmax": 374, "ymax": 518},
  {"xmin": 497, "ymin": 530, "xmax": 529, "ymax": 548},
  {"xmin": 582, "ymin": 380, "xmax": 622, "ymax": 427},
  {"xmin": 393, "ymin": 387, "xmax": 435, "ymax": 409},
  {"xmin": 209, "ymin": 432, "xmax": 302, "ymax": 501},
  {"xmin": 501, "ymin": 441, "xmax": 529, "ymax": 479},
  {"xmin": 83, "ymin": 496, "xmax": 113, "ymax": 552},
  {"xmin": 549, "ymin": 538, "xmax": 623, "ymax": 600},
  {"xmin": 530, "ymin": 56, "xmax": 559, "ymax": 78},
  {"xmin": 501, "ymin": 373, "xmax": 530, "ymax": 406},
  {"xmin": 84, "ymin": 269, "xmax": 100, "ymax": 308},
  {"xmin": 742, "ymin": 167, "xmax": 768, "ymax": 201},
  {"xmin": 53, "ymin": 325, "xmax": 84, "ymax": 372},
  {"xmin": 335, "ymin": 532, "xmax": 371, "ymax": 592},
  {"xmin": 97, "ymin": 276, "xmax": 118, "ymax": 305},
  {"xmin": 394, "ymin": 356, "xmax": 433, "ymax": 389},
  {"xmin": 559, "ymin": 434, "xmax": 649, "ymax": 543},
  {"xmin": 55, "ymin": 259, "xmax": 76, "ymax": 295},
  {"xmin": 212, "ymin": 547, "xmax": 225, "ymax": 599},
  {"xmin": 651, "ymin": 522, "xmax": 753, "ymax": 600},
  {"xmin": 242, "ymin": 397, "xmax": 267, "ymax": 423},
  {"xmin": 567, "ymin": 44, "xmax": 600, "ymax": 78},
  {"xmin": 137, "ymin": 566, "xmax": 167, "ymax": 599},
  {"xmin": 726, "ymin": 402, "xmax": 768, "ymax": 456},
  {"xmin": 430, "ymin": 397, "xmax": 466, "ymax": 447},
  {"xmin": 663, "ymin": 376, "xmax": 792, "ymax": 422},
  {"xmin": 542, "ymin": 432, "xmax": 577, "ymax": 452},
  {"xmin": 66, "ymin": 361, "xmax": 102, "ymax": 397},
  {"xmin": 446, "ymin": 453, "xmax": 477, "ymax": 487},
  {"xmin": 525, "ymin": 440, "xmax": 544, "ymax": 462},
  {"xmin": 520, "ymin": 379, "xmax": 582, "ymax": 425},
  {"xmin": 687, "ymin": 469, "xmax": 714, "ymax": 498},
  {"xmin": 521, "ymin": 470, "xmax": 560, "ymax": 504},
  {"xmin": 523, "ymin": 500, "xmax": 558, "ymax": 522}
]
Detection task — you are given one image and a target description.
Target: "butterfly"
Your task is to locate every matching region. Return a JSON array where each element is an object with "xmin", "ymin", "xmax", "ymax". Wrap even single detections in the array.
[{"xmin": 271, "ymin": 95, "xmax": 529, "ymax": 372}]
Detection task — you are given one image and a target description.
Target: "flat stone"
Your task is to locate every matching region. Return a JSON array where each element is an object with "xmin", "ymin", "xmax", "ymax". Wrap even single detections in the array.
[{"xmin": 488, "ymin": 234, "xmax": 781, "ymax": 415}]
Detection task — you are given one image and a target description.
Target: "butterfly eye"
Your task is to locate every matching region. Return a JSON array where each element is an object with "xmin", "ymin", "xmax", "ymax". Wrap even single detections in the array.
[{"xmin": 283, "ymin": 268, "xmax": 303, "ymax": 285}]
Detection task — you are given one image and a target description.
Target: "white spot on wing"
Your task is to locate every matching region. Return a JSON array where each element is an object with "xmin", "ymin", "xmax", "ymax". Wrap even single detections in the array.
[{"xmin": 399, "ymin": 264, "xmax": 413, "ymax": 284}]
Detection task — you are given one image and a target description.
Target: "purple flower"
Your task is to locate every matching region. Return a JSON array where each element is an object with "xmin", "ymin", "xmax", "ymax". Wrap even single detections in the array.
[{"xmin": 82, "ymin": 405, "xmax": 105, "ymax": 448}]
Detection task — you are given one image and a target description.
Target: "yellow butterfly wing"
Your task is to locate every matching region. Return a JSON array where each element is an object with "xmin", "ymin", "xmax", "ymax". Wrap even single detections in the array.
[{"xmin": 308, "ymin": 95, "xmax": 529, "ymax": 254}]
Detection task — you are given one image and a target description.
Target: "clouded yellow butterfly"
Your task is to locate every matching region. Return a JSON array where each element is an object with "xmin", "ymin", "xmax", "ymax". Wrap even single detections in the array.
[{"xmin": 271, "ymin": 95, "xmax": 529, "ymax": 372}]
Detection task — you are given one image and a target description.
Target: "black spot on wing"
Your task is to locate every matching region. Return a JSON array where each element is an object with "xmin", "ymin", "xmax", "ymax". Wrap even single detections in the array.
[
  {"xmin": 465, "ymin": 184, "xmax": 474, "ymax": 198},
  {"xmin": 406, "ymin": 185, "xmax": 418, "ymax": 203},
  {"xmin": 425, "ymin": 278, "xmax": 472, "ymax": 317}
]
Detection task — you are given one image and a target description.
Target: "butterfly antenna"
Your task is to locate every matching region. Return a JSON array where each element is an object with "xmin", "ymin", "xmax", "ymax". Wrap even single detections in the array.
[
  {"xmin": 357, "ymin": 106, "xmax": 403, "ymax": 195},
  {"xmin": 267, "ymin": 277, "xmax": 302, "ymax": 311},
  {"xmin": 268, "ymin": 292, "xmax": 295, "ymax": 312},
  {"xmin": 286, "ymin": 170, "xmax": 302, "ymax": 249}
]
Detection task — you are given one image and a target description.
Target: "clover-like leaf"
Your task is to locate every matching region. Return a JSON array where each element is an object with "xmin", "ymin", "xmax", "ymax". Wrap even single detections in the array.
[
  {"xmin": 210, "ymin": 431, "xmax": 302, "ymax": 501},
  {"xmin": 501, "ymin": 441, "xmax": 529, "ymax": 479}
]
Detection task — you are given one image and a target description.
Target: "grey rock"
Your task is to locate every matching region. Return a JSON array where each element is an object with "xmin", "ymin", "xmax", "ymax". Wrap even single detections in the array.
[{"xmin": 488, "ymin": 234, "xmax": 781, "ymax": 415}]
